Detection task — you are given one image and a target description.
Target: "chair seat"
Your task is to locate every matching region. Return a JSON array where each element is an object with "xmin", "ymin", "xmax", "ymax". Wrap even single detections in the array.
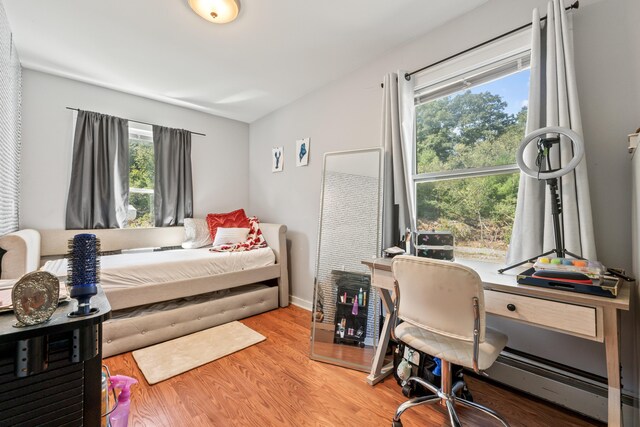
[{"xmin": 396, "ymin": 322, "xmax": 507, "ymax": 371}]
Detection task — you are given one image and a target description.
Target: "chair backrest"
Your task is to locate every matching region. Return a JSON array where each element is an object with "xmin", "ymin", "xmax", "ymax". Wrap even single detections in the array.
[{"xmin": 392, "ymin": 255, "xmax": 486, "ymax": 342}]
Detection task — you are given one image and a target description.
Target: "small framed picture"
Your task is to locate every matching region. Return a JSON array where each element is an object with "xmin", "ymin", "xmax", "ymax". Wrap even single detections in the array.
[
  {"xmin": 272, "ymin": 147, "xmax": 283, "ymax": 172},
  {"xmin": 296, "ymin": 138, "xmax": 310, "ymax": 167}
]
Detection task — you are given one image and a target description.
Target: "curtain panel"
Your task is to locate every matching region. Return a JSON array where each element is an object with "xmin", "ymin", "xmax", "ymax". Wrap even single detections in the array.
[
  {"xmin": 153, "ymin": 126, "xmax": 193, "ymax": 227},
  {"xmin": 507, "ymin": 0, "xmax": 596, "ymax": 263},
  {"xmin": 65, "ymin": 110, "xmax": 129, "ymax": 229},
  {"xmin": 381, "ymin": 71, "xmax": 416, "ymax": 250}
]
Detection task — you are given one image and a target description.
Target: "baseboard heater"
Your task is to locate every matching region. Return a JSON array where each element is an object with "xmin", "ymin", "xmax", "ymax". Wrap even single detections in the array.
[{"xmin": 477, "ymin": 348, "xmax": 638, "ymax": 423}]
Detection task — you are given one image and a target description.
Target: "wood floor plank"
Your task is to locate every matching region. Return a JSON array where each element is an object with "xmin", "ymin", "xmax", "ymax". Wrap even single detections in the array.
[{"xmin": 104, "ymin": 305, "xmax": 603, "ymax": 426}]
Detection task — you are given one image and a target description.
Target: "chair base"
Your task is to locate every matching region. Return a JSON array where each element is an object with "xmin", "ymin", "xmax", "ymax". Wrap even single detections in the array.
[{"xmin": 392, "ymin": 361, "xmax": 509, "ymax": 427}]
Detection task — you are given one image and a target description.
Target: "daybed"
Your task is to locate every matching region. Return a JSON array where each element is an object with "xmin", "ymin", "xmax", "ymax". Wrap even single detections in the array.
[{"xmin": 0, "ymin": 224, "xmax": 288, "ymax": 357}]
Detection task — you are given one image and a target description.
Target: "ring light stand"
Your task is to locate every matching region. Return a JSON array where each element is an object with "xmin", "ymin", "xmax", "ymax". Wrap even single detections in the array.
[{"xmin": 498, "ymin": 126, "xmax": 585, "ymax": 274}]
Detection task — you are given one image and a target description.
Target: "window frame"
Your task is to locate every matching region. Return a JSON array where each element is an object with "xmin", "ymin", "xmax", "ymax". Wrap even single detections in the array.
[
  {"xmin": 411, "ymin": 29, "xmax": 532, "ymax": 187},
  {"xmin": 410, "ymin": 31, "xmax": 532, "ymax": 260}
]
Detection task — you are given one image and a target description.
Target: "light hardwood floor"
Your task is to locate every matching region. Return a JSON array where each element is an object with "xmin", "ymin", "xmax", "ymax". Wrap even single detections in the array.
[{"xmin": 104, "ymin": 305, "xmax": 603, "ymax": 426}]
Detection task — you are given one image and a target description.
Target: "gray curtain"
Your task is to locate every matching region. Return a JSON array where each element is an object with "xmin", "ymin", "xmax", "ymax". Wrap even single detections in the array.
[
  {"xmin": 153, "ymin": 125, "xmax": 193, "ymax": 226},
  {"xmin": 507, "ymin": 0, "xmax": 596, "ymax": 263},
  {"xmin": 381, "ymin": 72, "xmax": 416, "ymax": 250},
  {"xmin": 65, "ymin": 110, "xmax": 129, "ymax": 229}
]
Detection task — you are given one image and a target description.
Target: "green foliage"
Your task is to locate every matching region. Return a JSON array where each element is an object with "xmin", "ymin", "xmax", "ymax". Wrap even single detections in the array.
[
  {"xmin": 128, "ymin": 192, "xmax": 154, "ymax": 228},
  {"xmin": 416, "ymin": 91, "xmax": 516, "ymax": 174},
  {"xmin": 416, "ymin": 90, "xmax": 527, "ymax": 256},
  {"xmin": 128, "ymin": 212, "xmax": 153, "ymax": 228},
  {"xmin": 129, "ymin": 139, "xmax": 154, "ymax": 189},
  {"xmin": 128, "ymin": 139, "xmax": 154, "ymax": 228}
]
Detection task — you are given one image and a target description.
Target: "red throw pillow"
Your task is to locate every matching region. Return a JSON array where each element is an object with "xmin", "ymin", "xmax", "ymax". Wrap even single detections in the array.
[{"xmin": 206, "ymin": 209, "xmax": 250, "ymax": 241}]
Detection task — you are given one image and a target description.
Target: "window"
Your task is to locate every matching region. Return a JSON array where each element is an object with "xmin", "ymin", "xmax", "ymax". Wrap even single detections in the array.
[
  {"xmin": 413, "ymin": 37, "xmax": 530, "ymax": 263},
  {"xmin": 128, "ymin": 124, "xmax": 154, "ymax": 228}
]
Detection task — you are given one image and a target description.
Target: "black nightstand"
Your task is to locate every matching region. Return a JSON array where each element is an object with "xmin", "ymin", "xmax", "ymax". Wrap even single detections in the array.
[{"xmin": 0, "ymin": 287, "xmax": 111, "ymax": 427}]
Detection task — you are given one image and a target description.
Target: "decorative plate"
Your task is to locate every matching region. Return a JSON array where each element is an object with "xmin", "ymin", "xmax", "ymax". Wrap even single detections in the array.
[{"xmin": 12, "ymin": 271, "xmax": 60, "ymax": 326}]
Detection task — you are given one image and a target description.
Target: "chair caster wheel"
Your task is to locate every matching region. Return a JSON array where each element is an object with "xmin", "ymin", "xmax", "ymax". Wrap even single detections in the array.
[
  {"xmin": 392, "ymin": 420, "xmax": 403, "ymax": 427},
  {"xmin": 401, "ymin": 384, "xmax": 413, "ymax": 397}
]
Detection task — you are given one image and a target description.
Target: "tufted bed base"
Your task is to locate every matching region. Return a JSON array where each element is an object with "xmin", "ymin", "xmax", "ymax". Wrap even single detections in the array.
[{"xmin": 103, "ymin": 283, "xmax": 278, "ymax": 357}]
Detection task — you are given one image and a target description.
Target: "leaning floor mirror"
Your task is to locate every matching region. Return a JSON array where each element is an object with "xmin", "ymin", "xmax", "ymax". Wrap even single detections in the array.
[{"xmin": 310, "ymin": 147, "xmax": 383, "ymax": 372}]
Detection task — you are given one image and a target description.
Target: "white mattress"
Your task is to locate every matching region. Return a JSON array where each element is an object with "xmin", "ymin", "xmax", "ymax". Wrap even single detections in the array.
[{"xmin": 43, "ymin": 247, "xmax": 275, "ymax": 289}]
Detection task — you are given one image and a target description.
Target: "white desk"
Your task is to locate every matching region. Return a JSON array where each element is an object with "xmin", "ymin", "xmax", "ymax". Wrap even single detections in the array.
[{"xmin": 362, "ymin": 257, "xmax": 631, "ymax": 426}]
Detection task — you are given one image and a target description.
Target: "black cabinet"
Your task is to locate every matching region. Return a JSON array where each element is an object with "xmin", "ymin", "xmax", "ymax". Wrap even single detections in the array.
[
  {"xmin": 332, "ymin": 271, "xmax": 370, "ymax": 348},
  {"xmin": 0, "ymin": 287, "xmax": 111, "ymax": 427}
]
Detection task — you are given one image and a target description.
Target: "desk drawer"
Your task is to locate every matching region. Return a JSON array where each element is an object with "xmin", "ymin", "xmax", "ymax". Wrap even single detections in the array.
[
  {"xmin": 485, "ymin": 290, "xmax": 598, "ymax": 339},
  {"xmin": 371, "ymin": 268, "xmax": 395, "ymax": 290}
]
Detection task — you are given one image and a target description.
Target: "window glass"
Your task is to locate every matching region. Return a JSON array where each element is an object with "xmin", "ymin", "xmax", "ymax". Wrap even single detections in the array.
[
  {"xmin": 416, "ymin": 172, "xmax": 519, "ymax": 262},
  {"xmin": 414, "ymin": 63, "xmax": 529, "ymax": 262},
  {"xmin": 128, "ymin": 128, "xmax": 154, "ymax": 228},
  {"xmin": 416, "ymin": 68, "xmax": 529, "ymax": 174}
]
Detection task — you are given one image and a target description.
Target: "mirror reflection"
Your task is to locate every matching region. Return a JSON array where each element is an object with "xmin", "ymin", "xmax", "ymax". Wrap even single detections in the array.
[{"xmin": 311, "ymin": 148, "xmax": 383, "ymax": 371}]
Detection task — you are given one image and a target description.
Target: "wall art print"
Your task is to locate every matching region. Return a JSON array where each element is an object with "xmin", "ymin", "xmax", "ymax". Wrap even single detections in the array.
[
  {"xmin": 296, "ymin": 138, "xmax": 310, "ymax": 167},
  {"xmin": 272, "ymin": 147, "xmax": 283, "ymax": 172}
]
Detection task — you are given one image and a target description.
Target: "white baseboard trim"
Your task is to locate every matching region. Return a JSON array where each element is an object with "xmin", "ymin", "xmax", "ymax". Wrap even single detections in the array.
[
  {"xmin": 484, "ymin": 351, "xmax": 639, "ymax": 424},
  {"xmin": 290, "ymin": 295, "xmax": 312, "ymax": 311}
]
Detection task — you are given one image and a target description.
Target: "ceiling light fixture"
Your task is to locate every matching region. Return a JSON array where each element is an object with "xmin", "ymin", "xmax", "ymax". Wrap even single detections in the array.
[{"xmin": 188, "ymin": 0, "xmax": 240, "ymax": 24}]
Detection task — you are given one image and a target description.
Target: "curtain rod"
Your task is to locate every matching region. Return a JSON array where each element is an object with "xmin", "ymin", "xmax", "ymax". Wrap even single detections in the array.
[
  {"xmin": 387, "ymin": 0, "xmax": 579, "ymax": 86},
  {"xmin": 65, "ymin": 107, "xmax": 206, "ymax": 137}
]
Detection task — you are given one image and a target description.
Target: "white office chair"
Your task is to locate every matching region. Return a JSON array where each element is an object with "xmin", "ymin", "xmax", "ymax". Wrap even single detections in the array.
[{"xmin": 390, "ymin": 255, "xmax": 509, "ymax": 427}]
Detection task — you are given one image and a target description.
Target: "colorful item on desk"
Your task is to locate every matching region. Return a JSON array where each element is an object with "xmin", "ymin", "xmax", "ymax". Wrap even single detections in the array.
[
  {"xmin": 534, "ymin": 257, "xmax": 605, "ymax": 279},
  {"xmin": 531, "ymin": 270, "xmax": 593, "ymax": 285},
  {"xmin": 517, "ymin": 267, "xmax": 621, "ymax": 298},
  {"xmin": 415, "ymin": 230, "xmax": 455, "ymax": 261}
]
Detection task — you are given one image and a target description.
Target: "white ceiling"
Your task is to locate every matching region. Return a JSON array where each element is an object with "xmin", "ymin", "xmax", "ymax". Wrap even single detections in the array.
[{"xmin": 4, "ymin": 0, "xmax": 486, "ymax": 123}]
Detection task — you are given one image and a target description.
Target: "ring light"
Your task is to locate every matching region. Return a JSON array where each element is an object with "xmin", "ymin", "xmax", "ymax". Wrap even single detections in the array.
[
  {"xmin": 499, "ymin": 125, "xmax": 586, "ymax": 274},
  {"xmin": 516, "ymin": 126, "xmax": 584, "ymax": 180}
]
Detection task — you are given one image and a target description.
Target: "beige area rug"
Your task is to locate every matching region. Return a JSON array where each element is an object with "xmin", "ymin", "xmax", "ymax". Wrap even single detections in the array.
[{"xmin": 132, "ymin": 321, "xmax": 265, "ymax": 384}]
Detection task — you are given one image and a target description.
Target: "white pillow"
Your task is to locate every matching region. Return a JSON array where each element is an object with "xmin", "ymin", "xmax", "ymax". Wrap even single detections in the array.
[
  {"xmin": 182, "ymin": 218, "xmax": 213, "ymax": 249},
  {"xmin": 212, "ymin": 227, "xmax": 250, "ymax": 247}
]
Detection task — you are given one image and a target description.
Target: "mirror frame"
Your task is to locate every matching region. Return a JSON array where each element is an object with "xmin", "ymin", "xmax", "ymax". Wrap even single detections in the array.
[{"xmin": 310, "ymin": 147, "xmax": 384, "ymax": 371}]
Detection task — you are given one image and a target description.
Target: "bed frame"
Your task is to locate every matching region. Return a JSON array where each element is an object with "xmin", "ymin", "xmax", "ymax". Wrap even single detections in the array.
[{"xmin": 4, "ymin": 223, "xmax": 288, "ymax": 357}]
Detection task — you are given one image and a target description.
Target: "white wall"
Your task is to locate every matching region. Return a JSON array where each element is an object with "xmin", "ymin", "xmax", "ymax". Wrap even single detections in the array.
[
  {"xmin": 249, "ymin": 0, "xmax": 640, "ymax": 394},
  {"xmin": 20, "ymin": 69, "xmax": 249, "ymax": 230}
]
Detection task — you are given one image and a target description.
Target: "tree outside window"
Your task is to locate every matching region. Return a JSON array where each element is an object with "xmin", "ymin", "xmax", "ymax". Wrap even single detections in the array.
[
  {"xmin": 128, "ymin": 129, "xmax": 154, "ymax": 228},
  {"xmin": 414, "ymin": 67, "xmax": 529, "ymax": 262}
]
